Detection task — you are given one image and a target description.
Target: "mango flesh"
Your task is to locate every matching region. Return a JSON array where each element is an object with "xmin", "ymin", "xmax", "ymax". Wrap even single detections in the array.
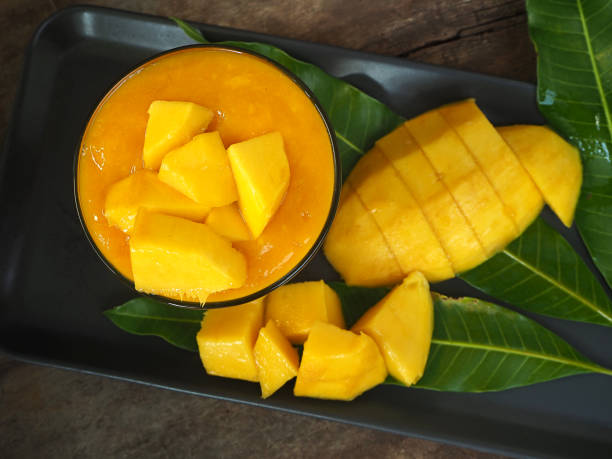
[
  {"xmin": 196, "ymin": 298, "xmax": 264, "ymax": 381},
  {"xmin": 376, "ymin": 126, "xmax": 487, "ymax": 274},
  {"xmin": 254, "ymin": 320, "xmax": 300, "ymax": 398},
  {"xmin": 498, "ymin": 125, "xmax": 582, "ymax": 227},
  {"xmin": 438, "ymin": 100, "xmax": 544, "ymax": 233},
  {"xmin": 323, "ymin": 185, "xmax": 404, "ymax": 287},
  {"xmin": 104, "ymin": 169, "xmax": 209, "ymax": 235},
  {"xmin": 205, "ymin": 203, "xmax": 252, "ymax": 242},
  {"xmin": 143, "ymin": 100, "xmax": 213, "ymax": 170},
  {"xmin": 227, "ymin": 132, "xmax": 290, "ymax": 239},
  {"xmin": 265, "ymin": 280, "xmax": 345, "ymax": 344},
  {"xmin": 129, "ymin": 210, "xmax": 247, "ymax": 302},
  {"xmin": 352, "ymin": 271, "xmax": 433, "ymax": 386},
  {"xmin": 294, "ymin": 322, "xmax": 387, "ymax": 401},
  {"xmin": 158, "ymin": 131, "xmax": 238, "ymax": 208}
]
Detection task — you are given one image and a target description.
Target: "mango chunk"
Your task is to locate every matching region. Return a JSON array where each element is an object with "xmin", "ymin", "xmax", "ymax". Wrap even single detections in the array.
[
  {"xmin": 497, "ymin": 125, "xmax": 582, "ymax": 227},
  {"xmin": 405, "ymin": 110, "xmax": 518, "ymax": 257},
  {"xmin": 348, "ymin": 147, "xmax": 455, "ymax": 282},
  {"xmin": 352, "ymin": 271, "xmax": 433, "ymax": 386},
  {"xmin": 129, "ymin": 211, "xmax": 247, "ymax": 302},
  {"xmin": 205, "ymin": 203, "xmax": 252, "ymax": 242},
  {"xmin": 265, "ymin": 280, "xmax": 345, "ymax": 345},
  {"xmin": 376, "ymin": 126, "xmax": 487, "ymax": 274},
  {"xmin": 294, "ymin": 322, "xmax": 387, "ymax": 401},
  {"xmin": 196, "ymin": 298, "xmax": 264, "ymax": 381},
  {"xmin": 254, "ymin": 320, "xmax": 300, "ymax": 398},
  {"xmin": 158, "ymin": 132, "xmax": 238, "ymax": 208},
  {"xmin": 227, "ymin": 132, "xmax": 290, "ymax": 239},
  {"xmin": 438, "ymin": 100, "xmax": 544, "ymax": 233},
  {"xmin": 323, "ymin": 185, "xmax": 404, "ymax": 287},
  {"xmin": 143, "ymin": 101, "xmax": 213, "ymax": 170},
  {"xmin": 104, "ymin": 169, "xmax": 209, "ymax": 234}
]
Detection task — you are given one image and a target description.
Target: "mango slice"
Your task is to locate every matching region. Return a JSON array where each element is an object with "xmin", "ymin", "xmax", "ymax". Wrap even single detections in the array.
[
  {"xmin": 129, "ymin": 210, "xmax": 247, "ymax": 302},
  {"xmin": 498, "ymin": 125, "xmax": 582, "ymax": 227},
  {"xmin": 438, "ymin": 100, "xmax": 544, "ymax": 233},
  {"xmin": 265, "ymin": 280, "xmax": 345, "ymax": 344},
  {"xmin": 352, "ymin": 271, "xmax": 433, "ymax": 386},
  {"xmin": 143, "ymin": 100, "xmax": 213, "ymax": 170},
  {"xmin": 205, "ymin": 203, "xmax": 252, "ymax": 242},
  {"xmin": 227, "ymin": 132, "xmax": 290, "ymax": 239},
  {"xmin": 254, "ymin": 320, "xmax": 300, "ymax": 398},
  {"xmin": 158, "ymin": 132, "xmax": 238, "ymax": 208},
  {"xmin": 348, "ymin": 147, "xmax": 454, "ymax": 282},
  {"xmin": 104, "ymin": 169, "xmax": 209, "ymax": 234},
  {"xmin": 323, "ymin": 185, "xmax": 404, "ymax": 287},
  {"xmin": 376, "ymin": 125, "xmax": 487, "ymax": 274},
  {"xmin": 196, "ymin": 298, "xmax": 264, "ymax": 382},
  {"xmin": 294, "ymin": 322, "xmax": 387, "ymax": 401},
  {"xmin": 405, "ymin": 110, "xmax": 518, "ymax": 257}
]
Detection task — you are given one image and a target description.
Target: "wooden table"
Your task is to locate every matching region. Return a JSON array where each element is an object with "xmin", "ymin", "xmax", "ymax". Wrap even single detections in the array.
[{"xmin": 0, "ymin": 1, "xmax": 532, "ymax": 457}]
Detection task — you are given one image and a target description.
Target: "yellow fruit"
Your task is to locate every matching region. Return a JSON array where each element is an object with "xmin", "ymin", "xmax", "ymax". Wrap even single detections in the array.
[
  {"xmin": 265, "ymin": 280, "xmax": 345, "ymax": 344},
  {"xmin": 205, "ymin": 203, "xmax": 252, "ymax": 242},
  {"xmin": 142, "ymin": 100, "xmax": 213, "ymax": 170},
  {"xmin": 158, "ymin": 132, "xmax": 238, "ymax": 208},
  {"xmin": 323, "ymin": 185, "xmax": 404, "ymax": 287},
  {"xmin": 254, "ymin": 320, "xmax": 300, "ymax": 398},
  {"xmin": 129, "ymin": 210, "xmax": 247, "ymax": 302},
  {"xmin": 438, "ymin": 100, "xmax": 544, "ymax": 233},
  {"xmin": 227, "ymin": 132, "xmax": 290, "ymax": 238},
  {"xmin": 294, "ymin": 322, "xmax": 387, "ymax": 401},
  {"xmin": 352, "ymin": 271, "xmax": 433, "ymax": 386},
  {"xmin": 196, "ymin": 298, "xmax": 264, "ymax": 381},
  {"xmin": 348, "ymin": 147, "xmax": 454, "ymax": 282},
  {"xmin": 104, "ymin": 169, "xmax": 209, "ymax": 235},
  {"xmin": 376, "ymin": 125, "xmax": 487, "ymax": 274},
  {"xmin": 498, "ymin": 125, "xmax": 582, "ymax": 227}
]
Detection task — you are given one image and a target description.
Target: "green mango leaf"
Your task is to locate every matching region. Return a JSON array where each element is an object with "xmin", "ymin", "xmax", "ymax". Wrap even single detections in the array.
[
  {"xmin": 526, "ymin": 0, "xmax": 612, "ymax": 287},
  {"xmin": 461, "ymin": 217, "xmax": 612, "ymax": 327}
]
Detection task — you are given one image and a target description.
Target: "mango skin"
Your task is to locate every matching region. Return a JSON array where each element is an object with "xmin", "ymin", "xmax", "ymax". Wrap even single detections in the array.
[
  {"xmin": 206, "ymin": 203, "xmax": 252, "ymax": 242},
  {"xmin": 197, "ymin": 298, "xmax": 264, "ymax": 382},
  {"xmin": 294, "ymin": 322, "xmax": 387, "ymax": 401}
]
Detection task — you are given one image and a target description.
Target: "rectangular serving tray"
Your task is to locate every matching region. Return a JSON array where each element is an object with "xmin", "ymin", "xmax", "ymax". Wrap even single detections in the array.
[{"xmin": 1, "ymin": 6, "xmax": 611, "ymax": 457}]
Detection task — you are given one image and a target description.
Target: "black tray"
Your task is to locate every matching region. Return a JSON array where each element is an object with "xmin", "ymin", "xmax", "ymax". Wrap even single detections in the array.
[{"xmin": 2, "ymin": 6, "xmax": 611, "ymax": 457}]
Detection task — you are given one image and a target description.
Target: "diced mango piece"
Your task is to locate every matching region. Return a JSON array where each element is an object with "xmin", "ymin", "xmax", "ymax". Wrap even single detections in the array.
[
  {"xmin": 348, "ymin": 147, "xmax": 455, "ymax": 282},
  {"xmin": 376, "ymin": 126, "xmax": 487, "ymax": 274},
  {"xmin": 405, "ymin": 110, "xmax": 518, "ymax": 256},
  {"xmin": 129, "ymin": 211, "xmax": 247, "ymax": 302},
  {"xmin": 158, "ymin": 132, "xmax": 238, "ymax": 208},
  {"xmin": 205, "ymin": 203, "xmax": 252, "ymax": 242},
  {"xmin": 438, "ymin": 100, "xmax": 544, "ymax": 233},
  {"xmin": 143, "ymin": 101, "xmax": 213, "ymax": 170},
  {"xmin": 265, "ymin": 280, "xmax": 345, "ymax": 344},
  {"xmin": 104, "ymin": 169, "xmax": 209, "ymax": 234},
  {"xmin": 196, "ymin": 298, "xmax": 264, "ymax": 381},
  {"xmin": 323, "ymin": 185, "xmax": 404, "ymax": 287},
  {"xmin": 254, "ymin": 320, "xmax": 300, "ymax": 398},
  {"xmin": 294, "ymin": 322, "xmax": 387, "ymax": 401},
  {"xmin": 227, "ymin": 132, "xmax": 290, "ymax": 238},
  {"xmin": 352, "ymin": 271, "xmax": 433, "ymax": 386},
  {"xmin": 497, "ymin": 125, "xmax": 582, "ymax": 227}
]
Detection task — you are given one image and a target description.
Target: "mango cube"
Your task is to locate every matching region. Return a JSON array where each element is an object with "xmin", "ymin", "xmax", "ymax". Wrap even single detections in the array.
[
  {"xmin": 352, "ymin": 271, "xmax": 434, "ymax": 386},
  {"xmin": 129, "ymin": 211, "xmax": 247, "ymax": 302},
  {"xmin": 294, "ymin": 322, "xmax": 387, "ymax": 401},
  {"xmin": 254, "ymin": 320, "xmax": 300, "ymax": 398},
  {"xmin": 143, "ymin": 100, "xmax": 213, "ymax": 170},
  {"xmin": 205, "ymin": 203, "xmax": 252, "ymax": 242},
  {"xmin": 196, "ymin": 298, "xmax": 264, "ymax": 381},
  {"xmin": 158, "ymin": 132, "xmax": 238, "ymax": 208},
  {"xmin": 104, "ymin": 169, "xmax": 209, "ymax": 234},
  {"xmin": 265, "ymin": 280, "xmax": 345, "ymax": 345},
  {"xmin": 227, "ymin": 132, "xmax": 290, "ymax": 238}
]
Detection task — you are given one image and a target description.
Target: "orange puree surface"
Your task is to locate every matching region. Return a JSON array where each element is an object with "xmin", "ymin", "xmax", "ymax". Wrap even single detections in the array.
[{"xmin": 77, "ymin": 47, "xmax": 335, "ymax": 303}]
